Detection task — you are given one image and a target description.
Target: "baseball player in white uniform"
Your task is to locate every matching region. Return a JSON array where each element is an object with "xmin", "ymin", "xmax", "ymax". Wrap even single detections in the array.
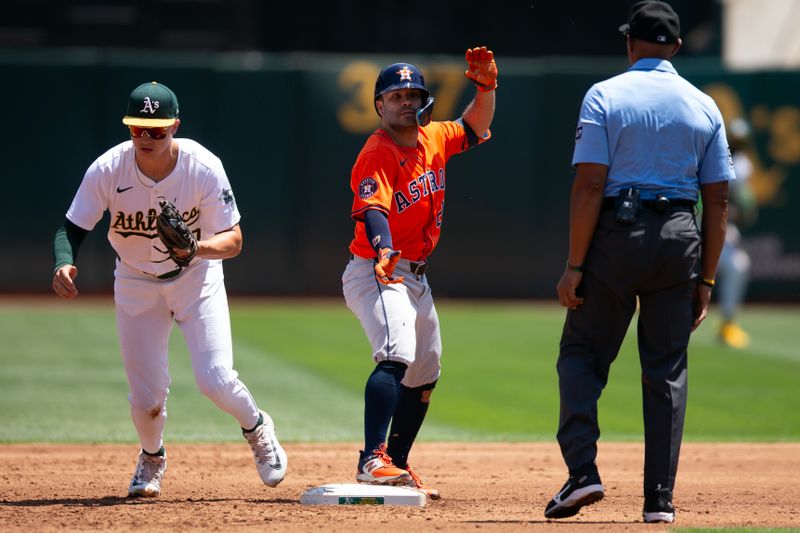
[{"xmin": 51, "ymin": 81, "xmax": 287, "ymax": 497}]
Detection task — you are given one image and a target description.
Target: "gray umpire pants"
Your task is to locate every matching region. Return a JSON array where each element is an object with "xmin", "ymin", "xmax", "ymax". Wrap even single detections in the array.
[{"xmin": 556, "ymin": 207, "xmax": 700, "ymax": 491}]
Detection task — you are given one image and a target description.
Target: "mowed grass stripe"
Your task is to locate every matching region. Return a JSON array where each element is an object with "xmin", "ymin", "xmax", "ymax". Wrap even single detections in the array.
[
  {"xmin": 0, "ymin": 299, "xmax": 480, "ymax": 442},
  {"xmin": 213, "ymin": 336, "xmax": 481, "ymax": 442},
  {"xmin": 0, "ymin": 299, "xmax": 798, "ymax": 443}
]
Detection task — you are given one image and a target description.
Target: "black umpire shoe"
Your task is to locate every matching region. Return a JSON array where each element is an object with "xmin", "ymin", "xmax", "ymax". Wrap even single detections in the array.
[
  {"xmin": 544, "ymin": 470, "xmax": 604, "ymax": 519},
  {"xmin": 643, "ymin": 485, "xmax": 675, "ymax": 523}
]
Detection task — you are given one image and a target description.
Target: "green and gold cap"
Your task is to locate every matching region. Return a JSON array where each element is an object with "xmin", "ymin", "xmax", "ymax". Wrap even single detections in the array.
[{"xmin": 122, "ymin": 81, "xmax": 179, "ymax": 127}]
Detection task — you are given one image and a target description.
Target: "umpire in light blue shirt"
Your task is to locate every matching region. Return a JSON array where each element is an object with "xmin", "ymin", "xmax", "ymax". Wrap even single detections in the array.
[{"xmin": 544, "ymin": 1, "xmax": 732, "ymax": 524}]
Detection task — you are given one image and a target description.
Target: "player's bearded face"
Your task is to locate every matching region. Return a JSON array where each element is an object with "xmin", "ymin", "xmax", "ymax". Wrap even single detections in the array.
[{"xmin": 378, "ymin": 89, "xmax": 423, "ymax": 128}]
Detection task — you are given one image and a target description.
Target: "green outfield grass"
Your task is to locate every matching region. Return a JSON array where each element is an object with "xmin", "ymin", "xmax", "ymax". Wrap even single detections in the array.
[{"xmin": 0, "ymin": 298, "xmax": 797, "ymax": 443}]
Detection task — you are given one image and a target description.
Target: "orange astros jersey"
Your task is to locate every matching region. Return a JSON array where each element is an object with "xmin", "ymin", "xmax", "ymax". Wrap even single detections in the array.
[{"xmin": 349, "ymin": 121, "xmax": 489, "ymax": 261}]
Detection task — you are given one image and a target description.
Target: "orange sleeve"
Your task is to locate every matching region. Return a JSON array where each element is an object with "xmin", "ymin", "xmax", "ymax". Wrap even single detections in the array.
[{"xmin": 350, "ymin": 149, "xmax": 396, "ymax": 221}]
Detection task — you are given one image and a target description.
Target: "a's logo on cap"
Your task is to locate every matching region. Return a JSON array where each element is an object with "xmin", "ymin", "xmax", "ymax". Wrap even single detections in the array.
[
  {"xmin": 140, "ymin": 97, "xmax": 160, "ymax": 115},
  {"xmin": 359, "ymin": 177, "xmax": 378, "ymax": 199},
  {"xmin": 657, "ymin": 35, "xmax": 666, "ymax": 42},
  {"xmin": 397, "ymin": 66, "xmax": 413, "ymax": 81}
]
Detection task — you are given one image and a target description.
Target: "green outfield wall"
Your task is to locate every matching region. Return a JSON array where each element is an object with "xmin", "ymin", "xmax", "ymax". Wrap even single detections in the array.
[{"xmin": 3, "ymin": 50, "xmax": 798, "ymax": 300}]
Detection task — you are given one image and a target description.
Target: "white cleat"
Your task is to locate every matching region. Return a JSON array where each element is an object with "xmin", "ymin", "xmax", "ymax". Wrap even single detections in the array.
[
  {"xmin": 128, "ymin": 451, "xmax": 167, "ymax": 497},
  {"xmin": 244, "ymin": 410, "xmax": 287, "ymax": 487}
]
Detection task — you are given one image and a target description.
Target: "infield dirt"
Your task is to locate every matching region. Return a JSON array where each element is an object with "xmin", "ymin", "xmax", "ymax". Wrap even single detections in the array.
[{"xmin": 1, "ymin": 442, "xmax": 798, "ymax": 531}]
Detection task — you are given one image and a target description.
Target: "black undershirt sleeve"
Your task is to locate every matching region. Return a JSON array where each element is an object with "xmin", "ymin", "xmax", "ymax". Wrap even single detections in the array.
[
  {"xmin": 462, "ymin": 119, "xmax": 480, "ymax": 149},
  {"xmin": 364, "ymin": 209, "xmax": 393, "ymax": 253}
]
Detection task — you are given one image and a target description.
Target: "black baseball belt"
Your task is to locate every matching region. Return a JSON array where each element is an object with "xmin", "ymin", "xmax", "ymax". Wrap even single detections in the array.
[
  {"xmin": 408, "ymin": 260, "xmax": 428, "ymax": 276},
  {"xmin": 156, "ymin": 268, "xmax": 182, "ymax": 280},
  {"xmin": 120, "ymin": 253, "xmax": 183, "ymax": 281},
  {"xmin": 602, "ymin": 196, "xmax": 695, "ymax": 214},
  {"xmin": 142, "ymin": 268, "xmax": 182, "ymax": 280}
]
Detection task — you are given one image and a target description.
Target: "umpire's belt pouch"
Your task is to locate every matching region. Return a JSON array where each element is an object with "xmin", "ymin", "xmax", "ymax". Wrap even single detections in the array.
[{"xmin": 615, "ymin": 187, "xmax": 640, "ymax": 225}]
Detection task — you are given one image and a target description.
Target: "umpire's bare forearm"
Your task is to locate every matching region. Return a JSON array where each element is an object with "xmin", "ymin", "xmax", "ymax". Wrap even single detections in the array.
[
  {"xmin": 699, "ymin": 181, "xmax": 729, "ymax": 279},
  {"xmin": 568, "ymin": 163, "xmax": 608, "ymax": 266}
]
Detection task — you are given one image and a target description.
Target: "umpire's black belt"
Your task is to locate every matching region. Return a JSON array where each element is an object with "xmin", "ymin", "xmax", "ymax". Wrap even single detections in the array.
[{"xmin": 602, "ymin": 196, "xmax": 695, "ymax": 214}]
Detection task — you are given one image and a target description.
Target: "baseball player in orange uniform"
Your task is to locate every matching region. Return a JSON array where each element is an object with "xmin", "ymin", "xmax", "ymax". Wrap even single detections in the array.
[{"xmin": 342, "ymin": 47, "xmax": 497, "ymax": 498}]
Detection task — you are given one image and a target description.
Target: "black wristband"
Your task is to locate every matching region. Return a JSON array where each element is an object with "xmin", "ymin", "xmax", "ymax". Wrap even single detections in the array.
[{"xmin": 566, "ymin": 261, "xmax": 584, "ymax": 273}]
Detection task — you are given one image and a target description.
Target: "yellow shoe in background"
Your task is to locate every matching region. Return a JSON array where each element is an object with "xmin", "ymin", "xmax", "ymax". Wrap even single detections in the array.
[{"xmin": 719, "ymin": 321, "xmax": 750, "ymax": 349}]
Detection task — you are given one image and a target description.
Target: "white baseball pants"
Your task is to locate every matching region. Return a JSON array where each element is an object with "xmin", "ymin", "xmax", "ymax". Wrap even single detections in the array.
[
  {"xmin": 342, "ymin": 255, "xmax": 442, "ymax": 388},
  {"xmin": 114, "ymin": 259, "xmax": 259, "ymax": 452}
]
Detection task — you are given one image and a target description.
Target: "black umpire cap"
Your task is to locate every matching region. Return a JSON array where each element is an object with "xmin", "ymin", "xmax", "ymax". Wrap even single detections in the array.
[{"xmin": 619, "ymin": 1, "xmax": 680, "ymax": 44}]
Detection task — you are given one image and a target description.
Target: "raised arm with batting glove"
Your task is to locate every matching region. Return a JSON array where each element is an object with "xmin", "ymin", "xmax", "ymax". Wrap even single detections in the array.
[
  {"xmin": 464, "ymin": 46, "xmax": 498, "ymax": 92},
  {"xmin": 462, "ymin": 46, "xmax": 497, "ymax": 139}
]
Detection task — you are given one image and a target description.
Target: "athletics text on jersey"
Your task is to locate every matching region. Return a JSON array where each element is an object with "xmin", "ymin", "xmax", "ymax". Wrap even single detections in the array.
[{"xmin": 66, "ymin": 138, "xmax": 240, "ymax": 277}]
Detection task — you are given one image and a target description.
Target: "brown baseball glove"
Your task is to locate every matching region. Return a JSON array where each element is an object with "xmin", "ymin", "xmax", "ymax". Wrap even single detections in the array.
[{"xmin": 155, "ymin": 198, "xmax": 197, "ymax": 268}]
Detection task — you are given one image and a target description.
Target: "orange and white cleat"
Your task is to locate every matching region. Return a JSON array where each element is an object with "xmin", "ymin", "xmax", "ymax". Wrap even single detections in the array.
[
  {"xmin": 356, "ymin": 443, "xmax": 411, "ymax": 485},
  {"xmin": 404, "ymin": 464, "xmax": 441, "ymax": 500}
]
